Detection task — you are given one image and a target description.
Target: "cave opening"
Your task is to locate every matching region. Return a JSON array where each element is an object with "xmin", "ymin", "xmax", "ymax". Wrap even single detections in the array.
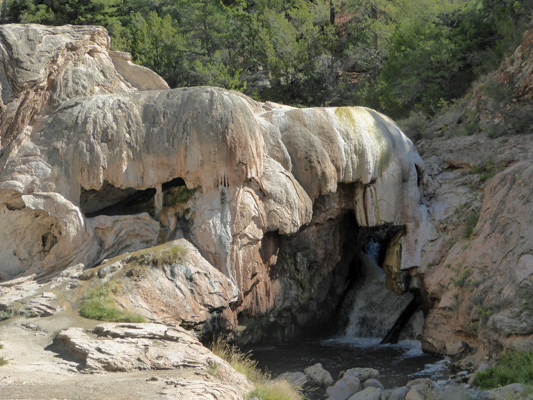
[
  {"xmin": 80, "ymin": 182, "xmax": 157, "ymax": 218},
  {"xmin": 245, "ymin": 217, "xmax": 442, "ymax": 391},
  {"xmin": 80, "ymin": 177, "xmax": 191, "ymax": 219}
]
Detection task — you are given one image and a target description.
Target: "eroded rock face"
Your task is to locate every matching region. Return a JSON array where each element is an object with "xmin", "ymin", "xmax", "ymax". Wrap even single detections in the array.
[
  {"xmin": 0, "ymin": 24, "xmax": 426, "ymax": 342},
  {"xmin": 87, "ymin": 239, "xmax": 240, "ymax": 337},
  {"xmin": 416, "ymin": 130, "xmax": 533, "ymax": 361}
]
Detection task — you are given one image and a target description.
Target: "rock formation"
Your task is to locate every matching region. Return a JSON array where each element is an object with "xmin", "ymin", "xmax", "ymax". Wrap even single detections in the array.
[
  {"xmin": 414, "ymin": 29, "xmax": 533, "ymax": 363},
  {"xmin": 2, "ymin": 22, "xmax": 529, "ymax": 365},
  {"xmin": 0, "ymin": 24, "xmax": 426, "ymax": 343},
  {"xmin": 418, "ymin": 134, "xmax": 533, "ymax": 361}
]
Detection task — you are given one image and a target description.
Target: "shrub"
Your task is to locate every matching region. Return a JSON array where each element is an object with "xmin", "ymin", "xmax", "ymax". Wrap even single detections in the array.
[
  {"xmin": 0, "ymin": 357, "xmax": 7, "ymax": 367},
  {"xmin": 397, "ymin": 112, "xmax": 429, "ymax": 141},
  {"xmin": 474, "ymin": 351, "xmax": 533, "ymax": 389},
  {"xmin": 80, "ymin": 283, "xmax": 146, "ymax": 323},
  {"xmin": 454, "ymin": 269, "xmax": 472, "ymax": 287},
  {"xmin": 463, "ymin": 209, "xmax": 480, "ymax": 239},
  {"xmin": 0, "ymin": 310, "xmax": 13, "ymax": 321},
  {"xmin": 137, "ymin": 244, "xmax": 187, "ymax": 267}
]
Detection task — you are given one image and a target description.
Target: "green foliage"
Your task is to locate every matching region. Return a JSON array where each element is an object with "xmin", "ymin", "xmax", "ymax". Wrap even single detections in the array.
[
  {"xmin": 481, "ymin": 78, "xmax": 513, "ymax": 103},
  {"xmin": 471, "ymin": 158, "xmax": 505, "ymax": 183},
  {"xmin": 80, "ymin": 282, "xmax": 146, "ymax": 322},
  {"xmin": 478, "ymin": 306, "xmax": 495, "ymax": 325},
  {"xmin": 397, "ymin": 112, "xmax": 429, "ymax": 141},
  {"xmin": 454, "ymin": 269, "xmax": 472, "ymax": 288},
  {"xmin": 0, "ymin": 357, "xmax": 7, "ymax": 367},
  {"xmin": 463, "ymin": 209, "xmax": 480, "ymax": 239},
  {"xmin": 0, "ymin": 309, "xmax": 12, "ymax": 321},
  {"xmin": 1, "ymin": 0, "xmax": 530, "ymax": 115},
  {"xmin": 137, "ymin": 244, "xmax": 188, "ymax": 267},
  {"xmin": 474, "ymin": 351, "xmax": 533, "ymax": 389}
]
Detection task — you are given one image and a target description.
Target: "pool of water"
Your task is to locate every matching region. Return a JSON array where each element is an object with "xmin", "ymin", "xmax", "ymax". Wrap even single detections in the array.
[{"xmin": 248, "ymin": 337, "xmax": 450, "ymax": 389}]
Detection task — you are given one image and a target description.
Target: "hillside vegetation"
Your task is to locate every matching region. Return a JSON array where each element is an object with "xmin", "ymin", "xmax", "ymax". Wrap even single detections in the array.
[{"xmin": 1, "ymin": 0, "xmax": 531, "ymax": 119}]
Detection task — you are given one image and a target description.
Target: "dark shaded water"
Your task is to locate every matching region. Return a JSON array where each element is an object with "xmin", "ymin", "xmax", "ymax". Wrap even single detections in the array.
[{"xmin": 248, "ymin": 337, "xmax": 449, "ymax": 389}]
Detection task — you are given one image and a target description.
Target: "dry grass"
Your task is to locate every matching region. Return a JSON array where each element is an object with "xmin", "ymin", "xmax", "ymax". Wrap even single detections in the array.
[
  {"xmin": 209, "ymin": 338, "xmax": 304, "ymax": 400},
  {"xmin": 247, "ymin": 380, "xmax": 304, "ymax": 400}
]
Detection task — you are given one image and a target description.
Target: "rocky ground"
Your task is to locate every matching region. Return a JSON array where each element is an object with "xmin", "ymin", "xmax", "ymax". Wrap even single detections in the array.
[{"xmin": 0, "ymin": 313, "xmax": 250, "ymax": 399}]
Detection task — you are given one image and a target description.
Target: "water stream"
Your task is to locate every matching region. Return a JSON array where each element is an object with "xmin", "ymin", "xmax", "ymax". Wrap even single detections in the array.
[
  {"xmin": 248, "ymin": 239, "xmax": 448, "ymax": 391},
  {"xmin": 345, "ymin": 239, "xmax": 416, "ymax": 339}
]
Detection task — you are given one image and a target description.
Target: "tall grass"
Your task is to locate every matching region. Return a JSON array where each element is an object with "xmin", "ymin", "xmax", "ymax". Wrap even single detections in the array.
[
  {"xmin": 209, "ymin": 338, "xmax": 304, "ymax": 400},
  {"xmin": 474, "ymin": 351, "xmax": 533, "ymax": 389}
]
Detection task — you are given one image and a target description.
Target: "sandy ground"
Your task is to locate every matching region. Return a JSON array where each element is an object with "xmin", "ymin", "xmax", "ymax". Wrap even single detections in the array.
[{"xmin": 0, "ymin": 314, "xmax": 211, "ymax": 400}]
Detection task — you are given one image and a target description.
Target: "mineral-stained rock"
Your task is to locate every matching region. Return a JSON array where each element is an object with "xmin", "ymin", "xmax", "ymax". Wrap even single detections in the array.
[{"xmin": 0, "ymin": 24, "xmax": 426, "ymax": 342}]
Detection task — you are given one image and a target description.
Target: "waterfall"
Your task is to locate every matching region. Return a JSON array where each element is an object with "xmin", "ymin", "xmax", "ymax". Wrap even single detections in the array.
[{"xmin": 344, "ymin": 240, "xmax": 415, "ymax": 339}]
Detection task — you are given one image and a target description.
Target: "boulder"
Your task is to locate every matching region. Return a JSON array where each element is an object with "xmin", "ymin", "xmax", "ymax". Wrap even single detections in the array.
[
  {"xmin": 342, "ymin": 368, "xmax": 380, "ymax": 382},
  {"xmin": 486, "ymin": 383, "xmax": 526, "ymax": 399},
  {"xmin": 347, "ymin": 386, "xmax": 382, "ymax": 400},
  {"xmin": 362, "ymin": 378, "xmax": 384, "ymax": 390},
  {"xmin": 389, "ymin": 386, "xmax": 409, "ymax": 400},
  {"xmin": 326, "ymin": 375, "xmax": 362, "ymax": 400},
  {"xmin": 304, "ymin": 363, "xmax": 334, "ymax": 388},
  {"xmin": 440, "ymin": 384, "xmax": 471, "ymax": 400}
]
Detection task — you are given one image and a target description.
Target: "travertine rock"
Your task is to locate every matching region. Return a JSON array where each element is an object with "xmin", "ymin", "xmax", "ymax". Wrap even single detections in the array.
[
  {"xmin": 91, "ymin": 239, "xmax": 240, "ymax": 336},
  {"xmin": 0, "ymin": 24, "xmax": 425, "ymax": 342}
]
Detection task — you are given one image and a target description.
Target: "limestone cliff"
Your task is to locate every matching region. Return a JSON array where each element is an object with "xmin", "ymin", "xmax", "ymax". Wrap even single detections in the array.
[{"xmin": 0, "ymin": 24, "xmax": 425, "ymax": 342}]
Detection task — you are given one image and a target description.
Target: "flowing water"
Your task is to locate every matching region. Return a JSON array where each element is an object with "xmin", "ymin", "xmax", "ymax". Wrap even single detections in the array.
[{"xmin": 249, "ymin": 239, "xmax": 449, "ymax": 390}]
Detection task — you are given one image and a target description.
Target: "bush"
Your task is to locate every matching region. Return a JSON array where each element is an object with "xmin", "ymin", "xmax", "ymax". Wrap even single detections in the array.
[
  {"xmin": 0, "ymin": 357, "xmax": 7, "ymax": 367},
  {"xmin": 137, "ymin": 244, "xmax": 187, "ymax": 267},
  {"xmin": 80, "ymin": 283, "xmax": 146, "ymax": 323},
  {"xmin": 463, "ymin": 209, "xmax": 480, "ymax": 239},
  {"xmin": 0, "ymin": 309, "xmax": 12, "ymax": 321},
  {"xmin": 474, "ymin": 351, "xmax": 533, "ymax": 389},
  {"xmin": 397, "ymin": 112, "xmax": 429, "ymax": 141}
]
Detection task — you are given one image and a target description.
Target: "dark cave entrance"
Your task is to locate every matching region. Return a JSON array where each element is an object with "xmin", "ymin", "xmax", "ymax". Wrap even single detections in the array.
[
  {"xmin": 80, "ymin": 182, "xmax": 157, "ymax": 218},
  {"xmin": 242, "ymin": 206, "xmax": 422, "ymax": 346},
  {"xmin": 79, "ymin": 177, "xmax": 190, "ymax": 219}
]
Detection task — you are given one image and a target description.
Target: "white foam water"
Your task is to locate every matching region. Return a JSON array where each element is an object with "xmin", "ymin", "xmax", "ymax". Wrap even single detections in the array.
[{"xmin": 343, "ymin": 250, "xmax": 415, "ymax": 339}]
